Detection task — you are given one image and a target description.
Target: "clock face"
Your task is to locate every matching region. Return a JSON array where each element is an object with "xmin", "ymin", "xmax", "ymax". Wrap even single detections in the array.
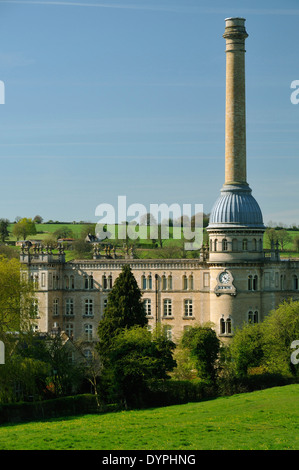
[{"xmin": 219, "ymin": 272, "xmax": 230, "ymax": 284}]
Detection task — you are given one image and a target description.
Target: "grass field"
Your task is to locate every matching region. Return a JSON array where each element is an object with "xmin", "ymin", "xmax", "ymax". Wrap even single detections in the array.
[{"xmin": 0, "ymin": 384, "xmax": 298, "ymax": 450}]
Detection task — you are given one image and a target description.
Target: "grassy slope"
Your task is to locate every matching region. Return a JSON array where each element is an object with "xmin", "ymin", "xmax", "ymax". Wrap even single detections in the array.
[{"xmin": 0, "ymin": 384, "xmax": 298, "ymax": 450}]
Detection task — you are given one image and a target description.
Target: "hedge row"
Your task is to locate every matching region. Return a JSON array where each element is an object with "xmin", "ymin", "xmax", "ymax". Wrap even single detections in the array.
[
  {"xmin": 0, "ymin": 394, "xmax": 103, "ymax": 425},
  {"xmin": 0, "ymin": 374, "xmax": 297, "ymax": 424}
]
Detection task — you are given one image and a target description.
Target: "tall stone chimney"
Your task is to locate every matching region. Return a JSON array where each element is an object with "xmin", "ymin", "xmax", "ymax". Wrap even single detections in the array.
[
  {"xmin": 207, "ymin": 18, "xmax": 265, "ymax": 263},
  {"xmin": 223, "ymin": 17, "xmax": 248, "ymax": 186}
]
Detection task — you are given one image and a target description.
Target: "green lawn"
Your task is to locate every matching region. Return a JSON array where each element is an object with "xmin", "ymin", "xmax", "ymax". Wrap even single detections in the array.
[{"xmin": 0, "ymin": 385, "xmax": 298, "ymax": 450}]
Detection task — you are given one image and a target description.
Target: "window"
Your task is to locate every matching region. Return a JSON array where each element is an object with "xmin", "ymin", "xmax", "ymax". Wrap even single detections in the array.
[
  {"xmin": 164, "ymin": 325, "xmax": 172, "ymax": 340},
  {"xmin": 53, "ymin": 298, "xmax": 59, "ymax": 316},
  {"xmin": 182, "ymin": 275, "xmax": 187, "ymax": 290},
  {"xmin": 252, "ymin": 239, "xmax": 257, "ymax": 251},
  {"xmin": 53, "ymin": 275, "xmax": 59, "ymax": 290},
  {"xmin": 143, "ymin": 299, "xmax": 152, "ymax": 316},
  {"xmin": 222, "ymin": 239, "xmax": 228, "ymax": 251},
  {"xmin": 41, "ymin": 272, "xmax": 46, "ymax": 287},
  {"xmin": 31, "ymin": 299, "xmax": 39, "ymax": 318},
  {"xmin": 162, "ymin": 275, "xmax": 167, "ymax": 290},
  {"xmin": 84, "ymin": 324, "xmax": 93, "ymax": 341},
  {"xmin": 85, "ymin": 299, "xmax": 93, "ymax": 316},
  {"xmin": 168, "ymin": 275, "xmax": 173, "ymax": 290},
  {"xmin": 65, "ymin": 323, "xmax": 74, "ymax": 338},
  {"xmin": 214, "ymin": 239, "xmax": 218, "ymax": 252},
  {"xmin": 248, "ymin": 274, "xmax": 258, "ymax": 291},
  {"xmin": 232, "ymin": 238, "xmax": 238, "ymax": 251},
  {"xmin": 163, "ymin": 299, "xmax": 172, "ymax": 317},
  {"xmin": 102, "ymin": 275, "xmax": 108, "ymax": 290},
  {"xmin": 108, "ymin": 275, "xmax": 112, "ymax": 289},
  {"xmin": 293, "ymin": 275, "xmax": 298, "ymax": 290},
  {"xmin": 65, "ymin": 275, "xmax": 70, "ymax": 290},
  {"xmin": 84, "ymin": 275, "xmax": 93, "ymax": 290},
  {"xmin": 220, "ymin": 316, "xmax": 232, "ymax": 335},
  {"xmin": 142, "ymin": 275, "xmax": 146, "ymax": 290},
  {"xmin": 243, "ymin": 239, "xmax": 248, "ymax": 251},
  {"xmin": 84, "ymin": 349, "xmax": 93, "ymax": 362},
  {"xmin": 65, "ymin": 298, "xmax": 74, "ymax": 316},
  {"xmin": 188, "ymin": 275, "xmax": 194, "ymax": 290},
  {"xmin": 204, "ymin": 272, "xmax": 210, "ymax": 288},
  {"xmin": 184, "ymin": 299, "xmax": 193, "ymax": 317},
  {"xmin": 248, "ymin": 311, "xmax": 258, "ymax": 324},
  {"xmin": 147, "ymin": 275, "xmax": 152, "ymax": 290},
  {"xmin": 70, "ymin": 275, "xmax": 75, "ymax": 289}
]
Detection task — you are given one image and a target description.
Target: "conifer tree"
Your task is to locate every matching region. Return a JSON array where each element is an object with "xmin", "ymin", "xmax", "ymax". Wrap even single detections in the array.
[{"xmin": 97, "ymin": 264, "xmax": 147, "ymax": 360}]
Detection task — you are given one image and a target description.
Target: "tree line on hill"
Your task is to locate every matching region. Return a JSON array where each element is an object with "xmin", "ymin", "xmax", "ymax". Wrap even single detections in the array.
[{"xmin": 0, "ymin": 257, "xmax": 298, "ymax": 409}]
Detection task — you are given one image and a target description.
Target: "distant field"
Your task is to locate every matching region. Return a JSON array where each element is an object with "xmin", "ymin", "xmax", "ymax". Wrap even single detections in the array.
[
  {"xmin": 5, "ymin": 224, "xmax": 299, "ymax": 259},
  {"xmin": 0, "ymin": 385, "xmax": 298, "ymax": 450}
]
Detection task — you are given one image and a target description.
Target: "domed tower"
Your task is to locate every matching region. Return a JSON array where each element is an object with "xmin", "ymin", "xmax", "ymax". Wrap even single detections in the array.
[
  {"xmin": 207, "ymin": 18, "xmax": 265, "ymax": 337},
  {"xmin": 207, "ymin": 18, "xmax": 265, "ymax": 263}
]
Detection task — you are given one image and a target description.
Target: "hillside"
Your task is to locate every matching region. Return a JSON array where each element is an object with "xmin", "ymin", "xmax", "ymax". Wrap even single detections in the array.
[{"xmin": 0, "ymin": 384, "xmax": 298, "ymax": 450}]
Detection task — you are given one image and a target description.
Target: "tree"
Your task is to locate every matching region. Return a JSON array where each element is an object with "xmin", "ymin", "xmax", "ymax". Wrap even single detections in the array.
[
  {"xmin": 12, "ymin": 218, "xmax": 36, "ymax": 241},
  {"xmin": 181, "ymin": 325, "xmax": 221, "ymax": 383},
  {"xmin": 53, "ymin": 226, "xmax": 73, "ymax": 240},
  {"xmin": 33, "ymin": 215, "xmax": 43, "ymax": 224},
  {"xmin": 262, "ymin": 299, "xmax": 299, "ymax": 376},
  {"xmin": 293, "ymin": 235, "xmax": 299, "ymax": 253},
  {"xmin": 97, "ymin": 264, "xmax": 147, "ymax": 360},
  {"xmin": 104, "ymin": 326, "xmax": 176, "ymax": 407},
  {"xmin": 0, "ymin": 255, "xmax": 35, "ymax": 335},
  {"xmin": 227, "ymin": 322, "xmax": 265, "ymax": 377},
  {"xmin": 276, "ymin": 229, "xmax": 292, "ymax": 251},
  {"xmin": 0, "ymin": 218, "xmax": 9, "ymax": 242},
  {"xmin": 264, "ymin": 227, "xmax": 278, "ymax": 249}
]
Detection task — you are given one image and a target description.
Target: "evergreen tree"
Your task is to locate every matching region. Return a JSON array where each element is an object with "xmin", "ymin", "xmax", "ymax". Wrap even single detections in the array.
[{"xmin": 97, "ymin": 264, "xmax": 147, "ymax": 360}]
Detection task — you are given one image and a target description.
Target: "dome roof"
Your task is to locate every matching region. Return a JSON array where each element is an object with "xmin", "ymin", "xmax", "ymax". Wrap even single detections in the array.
[{"xmin": 208, "ymin": 184, "xmax": 264, "ymax": 229}]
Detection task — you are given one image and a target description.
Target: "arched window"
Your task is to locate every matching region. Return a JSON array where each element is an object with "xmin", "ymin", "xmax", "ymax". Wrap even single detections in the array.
[
  {"xmin": 102, "ymin": 274, "xmax": 107, "ymax": 290},
  {"xmin": 188, "ymin": 275, "xmax": 194, "ymax": 290},
  {"xmin": 182, "ymin": 275, "xmax": 188, "ymax": 290},
  {"xmin": 214, "ymin": 239, "xmax": 218, "ymax": 252},
  {"xmin": 147, "ymin": 275, "xmax": 152, "ymax": 290},
  {"xmin": 293, "ymin": 275, "xmax": 298, "ymax": 290},
  {"xmin": 222, "ymin": 239, "xmax": 228, "ymax": 251},
  {"xmin": 248, "ymin": 311, "xmax": 258, "ymax": 324},
  {"xmin": 220, "ymin": 316, "xmax": 232, "ymax": 335},
  {"xmin": 70, "ymin": 275, "xmax": 75, "ymax": 290},
  {"xmin": 252, "ymin": 238, "xmax": 257, "ymax": 251},
  {"xmin": 168, "ymin": 275, "xmax": 173, "ymax": 290},
  {"xmin": 141, "ymin": 275, "xmax": 146, "ymax": 290},
  {"xmin": 64, "ymin": 275, "xmax": 69, "ymax": 290},
  {"xmin": 243, "ymin": 239, "xmax": 248, "ymax": 251},
  {"xmin": 248, "ymin": 275, "xmax": 252, "ymax": 290},
  {"xmin": 108, "ymin": 274, "xmax": 112, "ymax": 289},
  {"xmin": 162, "ymin": 275, "xmax": 167, "ymax": 290},
  {"xmin": 253, "ymin": 275, "xmax": 258, "ymax": 291},
  {"xmin": 210, "ymin": 239, "xmax": 213, "ymax": 252}
]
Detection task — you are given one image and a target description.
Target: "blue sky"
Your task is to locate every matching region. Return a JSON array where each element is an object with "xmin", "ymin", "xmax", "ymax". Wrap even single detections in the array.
[{"xmin": 0, "ymin": 0, "xmax": 298, "ymax": 225}]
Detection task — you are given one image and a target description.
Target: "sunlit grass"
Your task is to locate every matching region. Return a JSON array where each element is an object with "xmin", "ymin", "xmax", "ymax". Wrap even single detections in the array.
[{"xmin": 0, "ymin": 385, "xmax": 298, "ymax": 450}]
